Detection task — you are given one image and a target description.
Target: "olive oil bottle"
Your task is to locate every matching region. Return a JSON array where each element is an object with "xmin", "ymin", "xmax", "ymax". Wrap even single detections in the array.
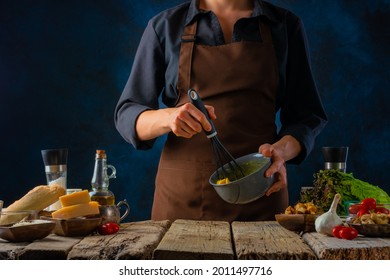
[{"xmin": 89, "ymin": 149, "xmax": 116, "ymax": 205}]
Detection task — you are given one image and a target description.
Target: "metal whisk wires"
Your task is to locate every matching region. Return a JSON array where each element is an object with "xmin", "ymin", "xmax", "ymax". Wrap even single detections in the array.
[{"xmin": 188, "ymin": 89, "xmax": 244, "ymax": 181}]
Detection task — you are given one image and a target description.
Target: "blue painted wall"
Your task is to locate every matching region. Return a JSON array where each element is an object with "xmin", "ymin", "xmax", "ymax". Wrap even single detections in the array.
[{"xmin": 1, "ymin": 0, "xmax": 389, "ymax": 221}]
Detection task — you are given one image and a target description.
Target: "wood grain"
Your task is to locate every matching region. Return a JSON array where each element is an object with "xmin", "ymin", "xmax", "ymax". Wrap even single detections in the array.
[
  {"xmin": 303, "ymin": 232, "xmax": 390, "ymax": 260},
  {"xmin": 0, "ymin": 239, "xmax": 29, "ymax": 260},
  {"xmin": 153, "ymin": 219, "xmax": 234, "ymax": 260},
  {"xmin": 0, "ymin": 234, "xmax": 82, "ymax": 260},
  {"xmin": 67, "ymin": 220, "xmax": 170, "ymax": 260},
  {"xmin": 232, "ymin": 221, "xmax": 317, "ymax": 260},
  {"xmin": 19, "ymin": 235, "xmax": 83, "ymax": 259}
]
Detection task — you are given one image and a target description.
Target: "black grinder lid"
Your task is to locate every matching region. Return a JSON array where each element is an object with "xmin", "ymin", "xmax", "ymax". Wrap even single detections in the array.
[{"xmin": 41, "ymin": 148, "xmax": 68, "ymax": 166}]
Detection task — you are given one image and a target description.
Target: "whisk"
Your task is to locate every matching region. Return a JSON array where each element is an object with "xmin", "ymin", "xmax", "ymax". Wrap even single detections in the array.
[{"xmin": 188, "ymin": 89, "xmax": 244, "ymax": 181}]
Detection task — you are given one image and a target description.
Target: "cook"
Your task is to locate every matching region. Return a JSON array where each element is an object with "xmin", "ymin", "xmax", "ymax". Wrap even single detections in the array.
[{"xmin": 114, "ymin": 0, "xmax": 327, "ymax": 221}]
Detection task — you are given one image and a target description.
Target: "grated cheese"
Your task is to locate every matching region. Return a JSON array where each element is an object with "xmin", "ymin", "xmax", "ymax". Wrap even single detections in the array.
[{"xmin": 11, "ymin": 219, "xmax": 53, "ymax": 228}]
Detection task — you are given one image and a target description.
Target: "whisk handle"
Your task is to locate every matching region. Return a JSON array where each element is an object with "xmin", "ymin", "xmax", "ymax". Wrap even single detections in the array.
[{"xmin": 188, "ymin": 89, "xmax": 217, "ymax": 138}]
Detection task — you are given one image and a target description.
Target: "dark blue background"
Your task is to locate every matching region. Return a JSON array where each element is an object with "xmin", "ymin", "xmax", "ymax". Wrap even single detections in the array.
[{"xmin": 1, "ymin": 0, "xmax": 389, "ymax": 221}]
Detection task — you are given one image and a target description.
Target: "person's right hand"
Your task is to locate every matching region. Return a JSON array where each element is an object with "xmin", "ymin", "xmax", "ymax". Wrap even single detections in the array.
[{"xmin": 168, "ymin": 103, "xmax": 216, "ymax": 138}]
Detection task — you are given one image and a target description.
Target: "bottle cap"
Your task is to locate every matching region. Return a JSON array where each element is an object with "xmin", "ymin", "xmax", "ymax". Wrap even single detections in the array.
[
  {"xmin": 41, "ymin": 148, "xmax": 68, "ymax": 166},
  {"xmin": 96, "ymin": 149, "xmax": 106, "ymax": 159}
]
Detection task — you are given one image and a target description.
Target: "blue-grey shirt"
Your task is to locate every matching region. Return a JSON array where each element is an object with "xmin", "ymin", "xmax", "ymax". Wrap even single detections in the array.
[{"xmin": 115, "ymin": 0, "xmax": 328, "ymax": 163}]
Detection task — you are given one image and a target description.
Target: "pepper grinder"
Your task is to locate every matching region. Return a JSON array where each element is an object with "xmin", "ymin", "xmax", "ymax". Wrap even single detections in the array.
[
  {"xmin": 322, "ymin": 146, "xmax": 349, "ymax": 173},
  {"xmin": 41, "ymin": 148, "xmax": 68, "ymax": 210}
]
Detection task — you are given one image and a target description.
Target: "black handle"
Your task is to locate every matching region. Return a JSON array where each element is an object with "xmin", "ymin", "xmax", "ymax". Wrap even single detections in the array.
[{"xmin": 187, "ymin": 89, "xmax": 217, "ymax": 137}]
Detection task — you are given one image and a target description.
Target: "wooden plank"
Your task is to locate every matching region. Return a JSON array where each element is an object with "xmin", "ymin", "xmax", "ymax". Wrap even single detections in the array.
[
  {"xmin": 67, "ymin": 220, "xmax": 171, "ymax": 260},
  {"xmin": 232, "ymin": 221, "xmax": 317, "ymax": 260},
  {"xmin": 303, "ymin": 232, "xmax": 390, "ymax": 260},
  {"xmin": 0, "ymin": 234, "xmax": 82, "ymax": 260},
  {"xmin": 153, "ymin": 219, "xmax": 234, "ymax": 260},
  {"xmin": 18, "ymin": 235, "xmax": 83, "ymax": 260},
  {"xmin": 0, "ymin": 239, "xmax": 29, "ymax": 260}
]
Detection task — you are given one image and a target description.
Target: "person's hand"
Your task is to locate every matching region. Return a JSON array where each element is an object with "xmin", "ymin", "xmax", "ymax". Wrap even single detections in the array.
[
  {"xmin": 169, "ymin": 103, "xmax": 216, "ymax": 138},
  {"xmin": 258, "ymin": 143, "xmax": 287, "ymax": 196}
]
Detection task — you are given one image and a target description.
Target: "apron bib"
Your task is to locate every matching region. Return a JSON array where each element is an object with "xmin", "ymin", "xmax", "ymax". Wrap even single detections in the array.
[{"xmin": 152, "ymin": 18, "xmax": 288, "ymax": 221}]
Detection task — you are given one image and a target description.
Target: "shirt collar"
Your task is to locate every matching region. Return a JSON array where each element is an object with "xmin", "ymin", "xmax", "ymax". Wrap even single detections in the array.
[{"xmin": 185, "ymin": 0, "xmax": 278, "ymax": 26}]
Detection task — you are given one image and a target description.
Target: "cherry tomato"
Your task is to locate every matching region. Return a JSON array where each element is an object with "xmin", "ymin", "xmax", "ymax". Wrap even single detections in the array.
[
  {"xmin": 348, "ymin": 204, "xmax": 361, "ymax": 215},
  {"xmin": 332, "ymin": 225, "xmax": 345, "ymax": 238},
  {"xmin": 360, "ymin": 198, "xmax": 376, "ymax": 211},
  {"xmin": 357, "ymin": 208, "xmax": 369, "ymax": 217},
  {"xmin": 339, "ymin": 227, "xmax": 358, "ymax": 240},
  {"xmin": 374, "ymin": 206, "xmax": 390, "ymax": 214},
  {"xmin": 98, "ymin": 222, "xmax": 120, "ymax": 235}
]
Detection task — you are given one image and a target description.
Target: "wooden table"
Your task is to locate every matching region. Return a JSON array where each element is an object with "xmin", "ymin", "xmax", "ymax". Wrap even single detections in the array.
[{"xmin": 1, "ymin": 220, "xmax": 389, "ymax": 260}]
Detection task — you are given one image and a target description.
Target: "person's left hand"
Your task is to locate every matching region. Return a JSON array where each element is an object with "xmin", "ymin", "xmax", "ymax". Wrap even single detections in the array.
[{"xmin": 258, "ymin": 143, "xmax": 287, "ymax": 196}]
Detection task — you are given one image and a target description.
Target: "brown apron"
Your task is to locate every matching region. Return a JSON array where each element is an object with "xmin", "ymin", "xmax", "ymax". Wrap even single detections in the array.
[{"xmin": 152, "ymin": 18, "xmax": 288, "ymax": 222}]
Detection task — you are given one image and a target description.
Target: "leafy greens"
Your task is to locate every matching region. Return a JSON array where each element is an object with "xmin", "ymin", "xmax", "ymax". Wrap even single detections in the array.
[{"xmin": 301, "ymin": 170, "xmax": 390, "ymax": 215}]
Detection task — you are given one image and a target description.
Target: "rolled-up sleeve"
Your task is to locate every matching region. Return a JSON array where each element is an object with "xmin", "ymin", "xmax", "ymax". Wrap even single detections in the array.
[
  {"xmin": 278, "ymin": 17, "xmax": 328, "ymax": 163},
  {"xmin": 114, "ymin": 20, "xmax": 166, "ymax": 150}
]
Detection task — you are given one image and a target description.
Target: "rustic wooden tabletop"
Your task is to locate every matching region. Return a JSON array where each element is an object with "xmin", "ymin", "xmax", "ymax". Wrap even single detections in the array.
[{"xmin": 0, "ymin": 220, "xmax": 389, "ymax": 260}]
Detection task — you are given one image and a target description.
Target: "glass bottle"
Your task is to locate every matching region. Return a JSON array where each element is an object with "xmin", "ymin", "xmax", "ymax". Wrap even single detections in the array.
[{"xmin": 89, "ymin": 149, "xmax": 116, "ymax": 205}]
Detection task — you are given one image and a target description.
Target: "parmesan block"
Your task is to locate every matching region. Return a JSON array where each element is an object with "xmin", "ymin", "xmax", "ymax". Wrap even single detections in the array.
[
  {"xmin": 59, "ymin": 189, "xmax": 90, "ymax": 207},
  {"xmin": 52, "ymin": 201, "xmax": 99, "ymax": 219}
]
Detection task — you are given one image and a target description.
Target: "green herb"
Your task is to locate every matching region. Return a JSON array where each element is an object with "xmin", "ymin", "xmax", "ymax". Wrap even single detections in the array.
[{"xmin": 301, "ymin": 170, "xmax": 390, "ymax": 215}]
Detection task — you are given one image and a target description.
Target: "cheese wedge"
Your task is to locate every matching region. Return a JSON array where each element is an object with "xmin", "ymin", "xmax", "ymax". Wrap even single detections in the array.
[
  {"xmin": 52, "ymin": 201, "xmax": 99, "ymax": 219},
  {"xmin": 59, "ymin": 189, "xmax": 90, "ymax": 207}
]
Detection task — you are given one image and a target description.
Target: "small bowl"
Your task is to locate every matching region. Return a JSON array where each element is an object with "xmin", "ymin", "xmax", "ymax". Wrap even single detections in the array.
[
  {"xmin": 275, "ymin": 214, "xmax": 319, "ymax": 232},
  {"xmin": 0, "ymin": 219, "xmax": 55, "ymax": 242},
  {"xmin": 347, "ymin": 223, "xmax": 390, "ymax": 237},
  {"xmin": 0, "ymin": 210, "xmax": 38, "ymax": 226},
  {"xmin": 209, "ymin": 153, "xmax": 273, "ymax": 204},
  {"xmin": 42, "ymin": 217, "xmax": 102, "ymax": 237}
]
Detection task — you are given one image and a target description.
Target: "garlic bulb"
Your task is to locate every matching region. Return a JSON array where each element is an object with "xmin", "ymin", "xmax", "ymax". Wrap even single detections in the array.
[{"xmin": 315, "ymin": 193, "xmax": 343, "ymax": 236}]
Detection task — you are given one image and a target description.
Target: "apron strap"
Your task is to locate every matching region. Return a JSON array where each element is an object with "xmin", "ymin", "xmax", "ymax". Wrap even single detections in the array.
[
  {"xmin": 177, "ymin": 18, "xmax": 272, "ymax": 103},
  {"xmin": 177, "ymin": 21, "xmax": 198, "ymax": 103},
  {"xmin": 258, "ymin": 19, "xmax": 272, "ymax": 44}
]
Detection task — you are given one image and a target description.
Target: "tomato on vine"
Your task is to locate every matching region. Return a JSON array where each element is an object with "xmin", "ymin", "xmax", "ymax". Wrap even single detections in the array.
[
  {"xmin": 360, "ymin": 198, "xmax": 376, "ymax": 211},
  {"xmin": 332, "ymin": 225, "xmax": 344, "ymax": 238},
  {"xmin": 339, "ymin": 227, "xmax": 358, "ymax": 240},
  {"xmin": 375, "ymin": 206, "xmax": 390, "ymax": 214},
  {"xmin": 332, "ymin": 225, "xmax": 358, "ymax": 240},
  {"xmin": 348, "ymin": 204, "xmax": 361, "ymax": 215},
  {"xmin": 357, "ymin": 208, "xmax": 370, "ymax": 218}
]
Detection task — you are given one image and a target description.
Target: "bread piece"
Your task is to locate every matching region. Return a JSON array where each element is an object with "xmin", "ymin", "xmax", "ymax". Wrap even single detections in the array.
[
  {"xmin": 0, "ymin": 185, "xmax": 66, "ymax": 225},
  {"xmin": 5, "ymin": 185, "xmax": 66, "ymax": 212}
]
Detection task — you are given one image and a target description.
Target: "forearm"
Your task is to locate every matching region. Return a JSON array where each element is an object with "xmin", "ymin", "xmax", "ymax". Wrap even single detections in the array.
[
  {"xmin": 272, "ymin": 135, "xmax": 302, "ymax": 162},
  {"xmin": 136, "ymin": 103, "xmax": 216, "ymax": 141},
  {"xmin": 135, "ymin": 108, "xmax": 174, "ymax": 141}
]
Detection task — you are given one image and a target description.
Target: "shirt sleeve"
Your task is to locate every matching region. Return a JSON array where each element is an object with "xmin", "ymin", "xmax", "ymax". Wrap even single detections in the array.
[
  {"xmin": 114, "ymin": 20, "xmax": 166, "ymax": 150},
  {"xmin": 278, "ymin": 16, "xmax": 328, "ymax": 164}
]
